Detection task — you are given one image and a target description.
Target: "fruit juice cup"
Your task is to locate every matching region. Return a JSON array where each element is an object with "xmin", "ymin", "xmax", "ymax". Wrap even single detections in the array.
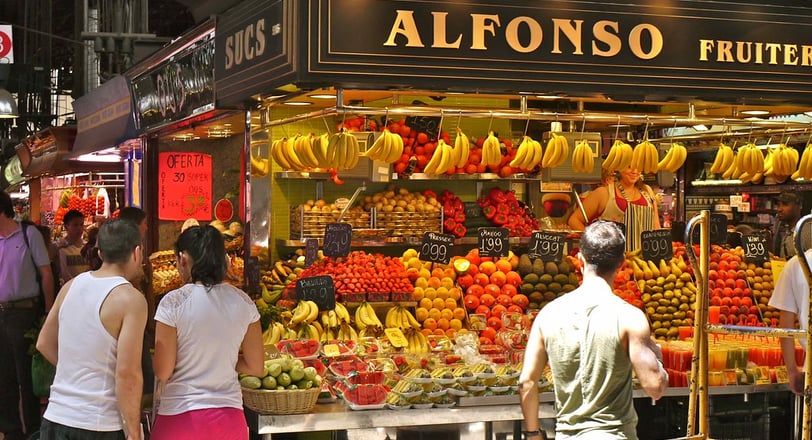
[
  {"xmin": 661, "ymin": 343, "xmax": 672, "ymax": 370},
  {"xmin": 708, "ymin": 371, "xmax": 724, "ymax": 386},
  {"xmin": 708, "ymin": 306, "xmax": 720, "ymax": 324},
  {"xmin": 709, "ymin": 348, "xmax": 727, "ymax": 371},
  {"xmin": 678, "ymin": 326, "xmax": 693, "ymax": 340},
  {"xmin": 794, "ymin": 344, "xmax": 804, "ymax": 368}
]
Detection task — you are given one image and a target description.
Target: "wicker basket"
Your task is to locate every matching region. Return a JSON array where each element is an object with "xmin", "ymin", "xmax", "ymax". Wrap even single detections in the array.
[{"xmin": 242, "ymin": 386, "xmax": 320, "ymax": 415}]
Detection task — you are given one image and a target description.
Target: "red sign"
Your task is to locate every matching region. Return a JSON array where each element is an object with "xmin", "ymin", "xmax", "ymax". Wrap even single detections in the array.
[
  {"xmin": 0, "ymin": 26, "xmax": 12, "ymax": 61},
  {"xmin": 158, "ymin": 152, "xmax": 212, "ymax": 221}
]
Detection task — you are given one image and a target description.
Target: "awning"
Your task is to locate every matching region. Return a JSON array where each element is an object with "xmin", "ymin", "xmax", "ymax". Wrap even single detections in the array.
[{"xmin": 70, "ymin": 75, "xmax": 137, "ymax": 159}]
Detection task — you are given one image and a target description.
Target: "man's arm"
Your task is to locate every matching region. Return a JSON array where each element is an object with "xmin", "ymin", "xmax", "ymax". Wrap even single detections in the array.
[
  {"xmin": 114, "ymin": 287, "xmax": 147, "ymax": 440},
  {"xmin": 518, "ymin": 317, "xmax": 548, "ymax": 437},
  {"xmin": 36, "ymin": 280, "xmax": 74, "ymax": 365},
  {"xmin": 236, "ymin": 320, "xmax": 264, "ymax": 377},
  {"xmin": 153, "ymin": 322, "xmax": 178, "ymax": 382},
  {"xmin": 38, "ymin": 264, "xmax": 55, "ymax": 312},
  {"xmin": 779, "ymin": 310, "xmax": 804, "ymax": 395},
  {"xmin": 626, "ymin": 308, "xmax": 668, "ymax": 400}
]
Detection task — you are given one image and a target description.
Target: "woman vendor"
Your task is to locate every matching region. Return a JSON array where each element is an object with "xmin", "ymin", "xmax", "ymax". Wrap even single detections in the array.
[{"xmin": 567, "ymin": 167, "xmax": 660, "ymax": 250}]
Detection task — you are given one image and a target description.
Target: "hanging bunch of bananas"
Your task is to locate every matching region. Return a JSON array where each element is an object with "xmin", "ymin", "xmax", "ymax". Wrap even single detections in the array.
[
  {"xmin": 602, "ymin": 139, "xmax": 634, "ymax": 173},
  {"xmin": 354, "ymin": 301, "xmax": 383, "ymax": 337},
  {"xmin": 423, "ymin": 139, "xmax": 456, "ymax": 175},
  {"xmin": 384, "ymin": 306, "xmax": 422, "ymax": 331},
  {"xmin": 721, "ymin": 150, "xmax": 745, "ymax": 180},
  {"xmin": 262, "ymin": 321, "xmax": 293, "ymax": 345},
  {"xmin": 509, "ymin": 135, "xmax": 543, "ymax": 170},
  {"xmin": 480, "ymin": 131, "xmax": 502, "ymax": 166},
  {"xmin": 289, "ymin": 300, "xmax": 319, "ymax": 326},
  {"xmin": 795, "ymin": 143, "xmax": 812, "ymax": 180},
  {"xmin": 709, "ymin": 144, "xmax": 735, "ymax": 175},
  {"xmin": 657, "ymin": 143, "xmax": 687, "ymax": 173},
  {"xmin": 326, "ymin": 129, "xmax": 361, "ymax": 170},
  {"xmin": 405, "ymin": 330, "xmax": 429, "ymax": 354},
  {"xmin": 736, "ymin": 143, "xmax": 765, "ymax": 177},
  {"xmin": 570, "ymin": 139, "xmax": 594, "ymax": 173},
  {"xmin": 453, "ymin": 128, "xmax": 471, "ymax": 168},
  {"xmin": 250, "ymin": 141, "xmax": 271, "ymax": 177},
  {"xmin": 365, "ymin": 128, "xmax": 404, "ymax": 163},
  {"xmin": 768, "ymin": 144, "xmax": 799, "ymax": 180},
  {"xmin": 288, "ymin": 134, "xmax": 319, "ymax": 169},
  {"xmin": 541, "ymin": 133, "xmax": 569, "ymax": 168},
  {"xmin": 270, "ymin": 137, "xmax": 304, "ymax": 171},
  {"xmin": 630, "ymin": 140, "xmax": 660, "ymax": 174}
]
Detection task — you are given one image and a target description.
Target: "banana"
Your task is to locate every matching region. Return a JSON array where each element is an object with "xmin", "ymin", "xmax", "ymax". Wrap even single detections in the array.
[
  {"xmin": 343, "ymin": 133, "xmax": 360, "ymax": 169},
  {"xmin": 423, "ymin": 140, "xmax": 446, "ymax": 174},
  {"xmin": 510, "ymin": 136, "xmax": 533, "ymax": 169},
  {"xmin": 270, "ymin": 139, "xmax": 292, "ymax": 170},
  {"xmin": 328, "ymin": 310, "xmax": 338, "ymax": 328},
  {"xmin": 481, "ymin": 132, "xmax": 502, "ymax": 166},
  {"xmin": 312, "ymin": 133, "xmax": 331, "ymax": 168},
  {"xmin": 364, "ymin": 302, "xmax": 383, "ymax": 327},
  {"xmin": 289, "ymin": 301, "xmax": 310, "ymax": 326},
  {"xmin": 283, "ymin": 136, "xmax": 306, "ymax": 171},
  {"xmin": 602, "ymin": 140, "xmax": 620, "ymax": 171},
  {"xmin": 403, "ymin": 308, "xmax": 421, "ymax": 329},
  {"xmin": 710, "ymin": 145, "xmax": 726, "ymax": 174},
  {"xmin": 666, "ymin": 143, "xmax": 687, "ymax": 172},
  {"xmin": 311, "ymin": 320, "xmax": 323, "ymax": 336},
  {"xmin": 354, "ymin": 305, "xmax": 368, "ymax": 330},
  {"xmin": 304, "ymin": 300, "xmax": 318, "ymax": 324},
  {"xmin": 542, "ymin": 134, "xmax": 561, "ymax": 168},
  {"xmin": 799, "ymin": 144, "xmax": 812, "ymax": 180},
  {"xmin": 387, "ymin": 130, "xmax": 405, "ymax": 163},
  {"xmin": 434, "ymin": 139, "xmax": 455, "ymax": 174},
  {"xmin": 571, "ymin": 140, "xmax": 594, "ymax": 173},
  {"xmin": 320, "ymin": 311, "xmax": 331, "ymax": 329},
  {"xmin": 295, "ymin": 134, "xmax": 320, "ymax": 169},
  {"xmin": 334, "ymin": 302, "xmax": 350, "ymax": 324},
  {"xmin": 366, "ymin": 129, "xmax": 391, "ymax": 161},
  {"xmin": 454, "ymin": 128, "xmax": 470, "ymax": 168},
  {"xmin": 385, "ymin": 306, "xmax": 400, "ymax": 328}
]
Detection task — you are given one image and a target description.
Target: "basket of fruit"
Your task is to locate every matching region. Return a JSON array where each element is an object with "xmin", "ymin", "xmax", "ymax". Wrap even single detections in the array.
[
  {"xmin": 240, "ymin": 356, "xmax": 323, "ymax": 415},
  {"xmin": 242, "ymin": 386, "xmax": 320, "ymax": 415}
]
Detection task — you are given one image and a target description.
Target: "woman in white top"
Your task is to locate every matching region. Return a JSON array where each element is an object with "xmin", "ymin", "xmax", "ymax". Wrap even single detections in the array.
[{"xmin": 151, "ymin": 225, "xmax": 263, "ymax": 440}]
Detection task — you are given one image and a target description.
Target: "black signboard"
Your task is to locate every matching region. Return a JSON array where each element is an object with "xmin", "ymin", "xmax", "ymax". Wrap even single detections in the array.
[
  {"xmin": 304, "ymin": 238, "xmax": 319, "ymax": 267},
  {"xmin": 527, "ymin": 231, "xmax": 566, "ymax": 262},
  {"xmin": 743, "ymin": 234, "xmax": 769, "ymax": 263},
  {"xmin": 464, "ymin": 202, "xmax": 483, "ymax": 218},
  {"xmin": 641, "ymin": 229, "xmax": 673, "ymax": 263},
  {"xmin": 131, "ymin": 36, "xmax": 215, "ymax": 131},
  {"xmin": 245, "ymin": 256, "xmax": 261, "ymax": 295},
  {"xmin": 323, "ymin": 222, "xmax": 352, "ymax": 257},
  {"xmin": 690, "ymin": 214, "xmax": 728, "ymax": 245},
  {"xmin": 418, "ymin": 232, "xmax": 454, "ymax": 264},
  {"xmin": 405, "ymin": 116, "xmax": 441, "ymax": 140},
  {"xmin": 478, "ymin": 227, "xmax": 509, "ymax": 258},
  {"xmin": 295, "ymin": 275, "xmax": 336, "ymax": 310}
]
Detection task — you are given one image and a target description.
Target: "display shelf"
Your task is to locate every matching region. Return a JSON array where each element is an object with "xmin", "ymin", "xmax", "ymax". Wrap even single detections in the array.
[
  {"xmin": 344, "ymin": 301, "xmax": 417, "ymax": 308},
  {"xmin": 689, "ymin": 180, "xmax": 812, "ymax": 195},
  {"xmin": 277, "ymin": 234, "xmax": 578, "ymax": 249},
  {"xmin": 275, "ymin": 171, "xmax": 543, "ymax": 181}
]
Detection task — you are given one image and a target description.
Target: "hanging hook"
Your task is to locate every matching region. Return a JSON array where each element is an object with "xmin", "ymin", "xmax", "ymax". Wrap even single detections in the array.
[
  {"xmin": 579, "ymin": 113, "xmax": 586, "ymax": 141},
  {"xmin": 669, "ymin": 118, "xmax": 678, "ymax": 144},
  {"xmin": 643, "ymin": 117, "xmax": 651, "ymax": 141},
  {"xmin": 456, "ymin": 111, "xmax": 462, "ymax": 132},
  {"xmin": 437, "ymin": 110, "xmax": 445, "ymax": 140},
  {"xmin": 340, "ymin": 109, "xmax": 348, "ymax": 131},
  {"xmin": 384, "ymin": 107, "xmax": 390, "ymax": 127},
  {"xmin": 321, "ymin": 116, "xmax": 332, "ymax": 135},
  {"xmin": 614, "ymin": 115, "xmax": 621, "ymax": 142},
  {"xmin": 747, "ymin": 121, "xmax": 754, "ymax": 144},
  {"xmin": 806, "ymin": 123, "xmax": 812, "ymax": 145},
  {"xmin": 783, "ymin": 122, "xmax": 792, "ymax": 145},
  {"xmin": 523, "ymin": 114, "xmax": 531, "ymax": 138},
  {"xmin": 487, "ymin": 111, "xmax": 494, "ymax": 133}
]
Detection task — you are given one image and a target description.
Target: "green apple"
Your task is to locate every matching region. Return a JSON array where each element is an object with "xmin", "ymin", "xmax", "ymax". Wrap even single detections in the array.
[{"xmin": 261, "ymin": 376, "xmax": 277, "ymax": 389}]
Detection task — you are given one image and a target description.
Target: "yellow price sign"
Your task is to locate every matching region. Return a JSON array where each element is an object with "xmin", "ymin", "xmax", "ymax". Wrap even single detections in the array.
[
  {"xmin": 384, "ymin": 328, "xmax": 409, "ymax": 348},
  {"xmin": 322, "ymin": 344, "xmax": 341, "ymax": 357},
  {"xmin": 771, "ymin": 260, "xmax": 786, "ymax": 284}
]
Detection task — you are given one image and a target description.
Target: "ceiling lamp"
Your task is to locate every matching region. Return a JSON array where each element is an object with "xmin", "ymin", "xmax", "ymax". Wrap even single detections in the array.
[{"xmin": 0, "ymin": 88, "xmax": 19, "ymax": 118}]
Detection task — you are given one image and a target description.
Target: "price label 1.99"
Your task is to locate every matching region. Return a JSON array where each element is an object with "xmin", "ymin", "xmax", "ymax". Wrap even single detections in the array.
[
  {"xmin": 743, "ymin": 234, "xmax": 769, "ymax": 263},
  {"xmin": 478, "ymin": 227, "xmax": 509, "ymax": 257},
  {"xmin": 295, "ymin": 275, "xmax": 336, "ymax": 310},
  {"xmin": 323, "ymin": 222, "xmax": 352, "ymax": 257},
  {"xmin": 527, "ymin": 231, "xmax": 566, "ymax": 262},
  {"xmin": 641, "ymin": 229, "xmax": 673, "ymax": 262},
  {"xmin": 418, "ymin": 232, "xmax": 454, "ymax": 264}
]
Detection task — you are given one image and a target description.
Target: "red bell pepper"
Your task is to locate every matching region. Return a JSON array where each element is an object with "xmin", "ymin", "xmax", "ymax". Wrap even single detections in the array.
[
  {"xmin": 492, "ymin": 213, "xmax": 508, "ymax": 225},
  {"xmin": 453, "ymin": 224, "xmax": 467, "ymax": 237},
  {"xmin": 482, "ymin": 205, "xmax": 497, "ymax": 219},
  {"xmin": 488, "ymin": 187, "xmax": 507, "ymax": 203},
  {"xmin": 424, "ymin": 189, "xmax": 437, "ymax": 200},
  {"xmin": 497, "ymin": 204, "xmax": 511, "ymax": 215},
  {"xmin": 454, "ymin": 211, "xmax": 466, "ymax": 223},
  {"xmin": 444, "ymin": 218, "xmax": 457, "ymax": 231}
]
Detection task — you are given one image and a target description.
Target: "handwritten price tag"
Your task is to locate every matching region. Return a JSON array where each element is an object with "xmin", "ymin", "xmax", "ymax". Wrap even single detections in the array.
[
  {"xmin": 478, "ymin": 227, "xmax": 509, "ymax": 257},
  {"xmin": 405, "ymin": 116, "xmax": 442, "ymax": 141},
  {"xmin": 743, "ymin": 234, "xmax": 768, "ymax": 263},
  {"xmin": 304, "ymin": 238, "xmax": 319, "ymax": 268},
  {"xmin": 419, "ymin": 232, "xmax": 454, "ymax": 264},
  {"xmin": 384, "ymin": 328, "xmax": 409, "ymax": 348},
  {"xmin": 527, "ymin": 231, "xmax": 566, "ymax": 262},
  {"xmin": 641, "ymin": 229, "xmax": 673, "ymax": 262},
  {"xmin": 323, "ymin": 223, "xmax": 351, "ymax": 258},
  {"xmin": 295, "ymin": 275, "xmax": 336, "ymax": 310}
]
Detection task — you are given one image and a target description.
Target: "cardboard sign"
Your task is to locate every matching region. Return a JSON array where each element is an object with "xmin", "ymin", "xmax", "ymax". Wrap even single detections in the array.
[
  {"xmin": 295, "ymin": 275, "xmax": 336, "ymax": 310},
  {"xmin": 743, "ymin": 234, "xmax": 769, "ymax": 263},
  {"xmin": 158, "ymin": 152, "xmax": 213, "ymax": 221},
  {"xmin": 527, "ymin": 231, "xmax": 566, "ymax": 262},
  {"xmin": 641, "ymin": 229, "xmax": 674, "ymax": 262},
  {"xmin": 418, "ymin": 232, "xmax": 454, "ymax": 264},
  {"xmin": 478, "ymin": 227, "xmax": 509, "ymax": 257},
  {"xmin": 323, "ymin": 222, "xmax": 352, "ymax": 258}
]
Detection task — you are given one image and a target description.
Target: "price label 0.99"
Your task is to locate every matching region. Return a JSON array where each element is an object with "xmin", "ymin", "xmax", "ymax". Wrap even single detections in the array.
[
  {"xmin": 295, "ymin": 275, "xmax": 336, "ymax": 310},
  {"xmin": 478, "ymin": 227, "xmax": 509, "ymax": 257},
  {"xmin": 743, "ymin": 234, "xmax": 769, "ymax": 263},
  {"xmin": 641, "ymin": 229, "xmax": 674, "ymax": 262},
  {"xmin": 419, "ymin": 232, "xmax": 454, "ymax": 264},
  {"xmin": 527, "ymin": 231, "xmax": 566, "ymax": 262},
  {"xmin": 323, "ymin": 222, "xmax": 352, "ymax": 258}
]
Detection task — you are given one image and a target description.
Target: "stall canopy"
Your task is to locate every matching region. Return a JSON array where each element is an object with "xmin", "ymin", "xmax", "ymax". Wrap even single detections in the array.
[{"xmin": 70, "ymin": 75, "xmax": 137, "ymax": 159}]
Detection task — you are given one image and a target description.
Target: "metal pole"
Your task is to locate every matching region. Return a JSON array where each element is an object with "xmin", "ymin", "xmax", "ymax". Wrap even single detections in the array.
[
  {"xmin": 793, "ymin": 213, "xmax": 812, "ymax": 440},
  {"xmin": 684, "ymin": 212, "xmax": 708, "ymax": 438}
]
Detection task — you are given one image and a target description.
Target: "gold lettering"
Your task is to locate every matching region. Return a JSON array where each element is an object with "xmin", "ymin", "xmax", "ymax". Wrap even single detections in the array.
[
  {"xmin": 755, "ymin": 42, "xmax": 763, "ymax": 64},
  {"xmin": 234, "ymin": 30, "xmax": 244, "ymax": 65},
  {"xmin": 431, "ymin": 12, "xmax": 462, "ymax": 48},
  {"xmin": 384, "ymin": 10, "xmax": 425, "ymax": 47},
  {"xmin": 784, "ymin": 44, "xmax": 798, "ymax": 65},
  {"xmin": 736, "ymin": 41, "xmax": 752, "ymax": 63},
  {"xmin": 505, "ymin": 16, "xmax": 542, "ymax": 53},
  {"xmin": 245, "ymin": 25, "xmax": 254, "ymax": 60},
  {"xmin": 470, "ymin": 14, "xmax": 500, "ymax": 50},
  {"xmin": 225, "ymin": 35, "xmax": 234, "ymax": 69},
  {"xmin": 256, "ymin": 19, "xmax": 266, "ymax": 58},
  {"xmin": 552, "ymin": 19, "xmax": 583, "ymax": 55},
  {"xmin": 716, "ymin": 40, "xmax": 733, "ymax": 62},
  {"xmin": 699, "ymin": 39, "xmax": 714, "ymax": 61},
  {"xmin": 592, "ymin": 20, "xmax": 620, "ymax": 57},
  {"xmin": 803, "ymin": 45, "xmax": 812, "ymax": 66},
  {"xmin": 765, "ymin": 43, "xmax": 781, "ymax": 64},
  {"xmin": 628, "ymin": 23, "xmax": 662, "ymax": 60}
]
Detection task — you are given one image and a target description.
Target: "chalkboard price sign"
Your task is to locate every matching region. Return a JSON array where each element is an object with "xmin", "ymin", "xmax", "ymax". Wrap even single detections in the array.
[
  {"xmin": 323, "ymin": 222, "xmax": 352, "ymax": 257},
  {"xmin": 295, "ymin": 275, "xmax": 336, "ymax": 310},
  {"xmin": 527, "ymin": 231, "xmax": 566, "ymax": 262},
  {"xmin": 691, "ymin": 214, "xmax": 729, "ymax": 245},
  {"xmin": 641, "ymin": 229, "xmax": 674, "ymax": 262},
  {"xmin": 743, "ymin": 234, "xmax": 769, "ymax": 263},
  {"xmin": 405, "ymin": 116, "xmax": 442, "ymax": 141},
  {"xmin": 418, "ymin": 232, "xmax": 454, "ymax": 264},
  {"xmin": 478, "ymin": 227, "xmax": 509, "ymax": 257},
  {"xmin": 304, "ymin": 238, "xmax": 319, "ymax": 268}
]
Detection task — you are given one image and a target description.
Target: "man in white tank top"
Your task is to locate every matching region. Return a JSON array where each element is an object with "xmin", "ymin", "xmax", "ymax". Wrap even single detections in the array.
[{"xmin": 37, "ymin": 219, "xmax": 148, "ymax": 440}]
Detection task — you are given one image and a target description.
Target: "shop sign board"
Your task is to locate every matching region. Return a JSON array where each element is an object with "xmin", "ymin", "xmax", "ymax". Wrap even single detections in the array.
[
  {"xmin": 132, "ymin": 37, "xmax": 215, "ymax": 132},
  {"xmin": 0, "ymin": 25, "xmax": 13, "ymax": 63},
  {"xmin": 157, "ymin": 152, "xmax": 213, "ymax": 221},
  {"xmin": 296, "ymin": 0, "xmax": 812, "ymax": 103}
]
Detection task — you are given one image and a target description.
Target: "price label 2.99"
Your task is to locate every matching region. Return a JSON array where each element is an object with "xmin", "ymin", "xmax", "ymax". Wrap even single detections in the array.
[
  {"xmin": 743, "ymin": 234, "xmax": 769, "ymax": 263},
  {"xmin": 641, "ymin": 229, "xmax": 673, "ymax": 262},
  {"xmin": 295, "ymin": 275, "xmax": 336, "ymax": 310},
  {"xmin": 527, "ymin": 231, "xmax": 566, "ymax": 262},
  {"xmin": 478, "ymin": 227, "xmax": 509, "ymax": 257},
  {"xmin": 323, "ymin": 222, "xmax": 352, "ymax": 257},
  {"xmin": 419, "ymin": 232, "xmax": 454, "ymax": 264}
]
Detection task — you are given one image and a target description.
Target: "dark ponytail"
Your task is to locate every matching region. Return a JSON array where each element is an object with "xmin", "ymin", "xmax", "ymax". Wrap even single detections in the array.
[{"xmin": 174, "ymin": 225, "xmax": 227, "ymax": 288}]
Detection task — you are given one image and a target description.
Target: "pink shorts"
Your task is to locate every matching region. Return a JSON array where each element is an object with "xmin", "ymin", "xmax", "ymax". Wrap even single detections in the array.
[{"xmin": 151, "ymin": 407, "xmax": 248, "ymax": 440}]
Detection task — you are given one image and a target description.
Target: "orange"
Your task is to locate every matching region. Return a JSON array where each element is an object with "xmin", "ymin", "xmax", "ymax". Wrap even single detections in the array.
[
  {"xmin": 484, "ymin": 284, "xmax": 501, "ymax": 297},
  {"xmin": 479, "ymin": 336, "xmax": 493, "ymax": 345},
  {"xmin": 501, "ymin": 284, "xmax": 518, "ymax": 297},
  {"xmin": 433, "ymin": 328, "xmax": 447, "ymax": 336},
  {"xmin": 495, "ymin": 259, "xmax": 512, "ymax": 273},
  {"xmin": 449, "ymin": 318, "xmax": 463, "ymax": 331},
  {"xmin": 406, "ymin": 268, "xmax": 420, "ymax": 282},
  {"xmin": 419, "ymin": 298, "xmax": 433, "ymax": 310},
  {"xmin": 428, "ymin": 277, "xmax": 442, "ymax": 289},
  {"xmin": 423, "ymin": 318, "xmax": 438, "ymax": 330},
  {"xmin": 428, "ymin": 308, "xmax": 442, "ymax": 321},
  {"xmin": 490, "ymin": 271, "xmax": 507, "ymax": 286},
  {"xmin": 437, "ymin": 318, "xmax": 450, "ymax": 330},
  {"xmin": 412, "ymin": 287, "xmax": 425, "ymax": 301},
  {"xmin": 453, "ymin": 307, "xmax": 467, "ymax": 320},
  {"xmin": 441, "ymin": 277, "xmax": 455, "ymax": 289},
  {"xmin": 418, "ymin": 268, "xmax": 432, "ymax": 280},
  {"xmin": 496, "ymin": 294, "xmax": 513, "ymax": 308},
  {"xmin": 473, "ymin": 273, "xmax": 490, "ymax": 286},
  {"xmin": 445, "ymin": 328, "xmax": 458, "ymax": 338},
  {"xmin": 487, "ymin": 316, "xmax": 502, "ymax": 330},
  {"xmin": 457, "ymin": 274, "xmax": 474, "ymax": 289},
  {"xmin": 448, "ymin": 287, "xmax": 462, "ymax": 301},
  {"xmin": 480, "ymin": 326, "xmax": 497, "ymax": 341},
  {"xmin": 421, "ymin": 328, "xmax": 434, "ymax": 336},
  {"xmin": 507, "ymin": 304, "xmax": 523, "ymax": 314},
  {"xmin": 444, "ymin": 298, "xmax": 457, "ymax": 310},
  {"xmin": 464, "ymin": 294, "xmax": 480, "ymax": 310},
  {"xmin": 505, "ymin": 271, "xmax": 522, "ymax": 287},
  {"xmin": 415, "ymin": 307, "xmax": 429, "ymax": 321},
  {"xmin": 431, "ymin": 268, "xmax": 446, "ymax": 279},
  {"xmin": 512, "ymin": 294, "xmax": 530, "ymax": 308},
  {"xmin": 432, "ymin": 298, "xmax": 446, "ymax": 310},
  {"xmin": 424, "ymin": 287, "xmax": 437, "ymax": 300},
  {"xmin": 435, "ymin": 287, "xmax": 450, "ymax": 299},
  {"xmin": 490, "ymin": 304, "xmax": 507, "ymax": 318},
  {"xmin": 480, "ymin": 293, "xmax": 496, "ymax": 307},
  {"xmin": 479, "ymin": 261, "xmax": 497, "ymax": 276},
  {"xmin": 415, "ymin": 278, "xmax": 429, "ymax": 289},
  {"xmin": 466, "ymin": 284, "xmax": 484, "ymax": 298},
  {"xmin": 475, "ymin": 305, "xmax": 492, "ymax": 318},
  {"xmin": 441, "ymin": 309, "xmax": 454, "ymax": 320}
]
